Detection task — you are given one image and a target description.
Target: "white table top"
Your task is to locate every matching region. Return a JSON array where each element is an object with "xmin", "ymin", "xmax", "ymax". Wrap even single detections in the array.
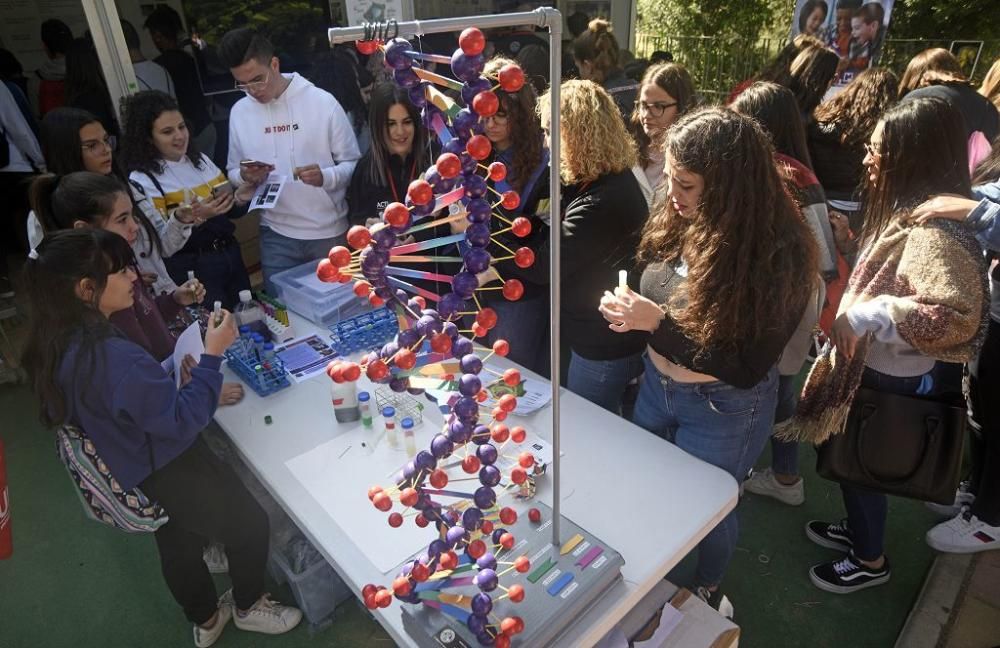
[{"xmin": 213, "ymin": 313, "xmax": 737, "ymax": 647}]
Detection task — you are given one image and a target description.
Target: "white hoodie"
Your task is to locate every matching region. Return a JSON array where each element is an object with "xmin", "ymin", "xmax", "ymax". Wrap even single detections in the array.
[{"xmin": 227, "ymin": 73, "xmax": 360, "ymax": 240}]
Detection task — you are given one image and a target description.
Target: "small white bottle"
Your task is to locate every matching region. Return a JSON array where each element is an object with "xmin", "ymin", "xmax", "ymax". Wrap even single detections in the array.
[
  {"xmin": 402, "ymin": 417, "xmax": 416, "ymax": 457},
  {"xmin": 234, "ymin": 290, "xmax": 264, "ymax": 329},
  {"xmin": 332, "ymin": 381, "xmax": 360, "ymax": 423},
  {"xmin": 383, "ymin": 406, "xmax": 399, "ymax": 448}
]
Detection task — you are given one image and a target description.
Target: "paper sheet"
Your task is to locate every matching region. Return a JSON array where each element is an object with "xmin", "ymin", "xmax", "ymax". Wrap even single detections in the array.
[
  {"xmin": 249, "ymin": 173, "xmax": 286, "ymax": 210},
  {"xmin": 173, "ymin": 322, "xmax": 205, "ymax": 388},
  {"xmin": 275, "ymin": 334, "xmax": 339, "ymax": 383}
]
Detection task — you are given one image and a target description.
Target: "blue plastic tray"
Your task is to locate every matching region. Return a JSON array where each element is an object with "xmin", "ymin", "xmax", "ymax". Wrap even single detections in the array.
[
  {"xmin": 224, "ymin": 347, "xmax": 292, "ymax": 397},
  {"xmin": 328, "ymin": 307, "xmax": 399, "ymax": 356}
]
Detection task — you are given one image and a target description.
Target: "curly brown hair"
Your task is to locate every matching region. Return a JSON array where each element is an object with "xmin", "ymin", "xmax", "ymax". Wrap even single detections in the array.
[
  {"xmin": 483, "ymin": 56, "xmax": 544, "ymax": 194},
  {"xmin": 638, "ymin": 107, "xmax": 819, "ymax": 350},
  {"xmin": 630, "ymin": 63, "xmax": 697, "ymax": 169},
  {"xmin": 537, "ymin": 80, "xmax": 637, "ymax": 184},
  {"xmin": 813, "ymin": 67, "xmax": 898, "ymax": 149}
]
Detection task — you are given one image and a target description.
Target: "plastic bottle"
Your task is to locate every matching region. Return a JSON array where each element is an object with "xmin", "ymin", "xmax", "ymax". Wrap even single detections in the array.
[
  {"xmin": 235, "ymin": 290, "xmax": 264, "ymax": 331},
  {"xmin": 332, "ymin": 381, "xmax": 360, "ymax": 423},
  {"xmin": 402, "ymin": 417, "xmax": 416, "ymax": 457},
  {"xmin": 383, "ymin": 406, "xmax": 399, "ymax": 448},
  {"xmin": 358, "ymin": 391, "xmax": 373, "ymax": 427}
]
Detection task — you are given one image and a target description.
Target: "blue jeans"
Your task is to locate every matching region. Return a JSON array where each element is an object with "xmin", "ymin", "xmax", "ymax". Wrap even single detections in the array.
[
  {"xmin": 841, "ymin": 366, "xmax": 936, "ymax": 561},
  {"xmin": 567, "ymin": 350, "xmax": 644, "ymax": 416},
  {"xmin": 632, "ymin": 353, "xmax": 779, "ymax": 587},
  {"xmin": 770, "ymin": 373, "xmax": 801, "ymax": 476},
  {"xmin": 259, "ymin": 226, "xmax": 346, "ymax": 296},
  {"xmin": 485, "ymin": 294, "xmax": 549, "ymax": 376}
]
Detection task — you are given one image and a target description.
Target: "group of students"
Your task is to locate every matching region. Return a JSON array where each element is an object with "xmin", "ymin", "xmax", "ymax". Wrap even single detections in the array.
[{"xmin": 7, "ymin": 16, "xmax": 1000, "ymax": 646}]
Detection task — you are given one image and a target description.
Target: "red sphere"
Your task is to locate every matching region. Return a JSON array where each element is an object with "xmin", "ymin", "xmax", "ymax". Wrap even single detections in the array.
[
  {"xmin": 356, "ymin": 39, "xmax": 380, "ymax": 55},
  {"xmin": 471, "ymin": 322, "xmax": 488, "ymax": 338},
  {"xmin": 373, "ymin": 491, "xmax": 393, "ymax": 511},
  {"xmin": 439, "ymin": 551, "xmax": 458, "ymax": 571},
  {"xmin": 492, "ymin": 339, "xmax": 510, "ymax": 356},
  {"xmin": 459, "ymin": 27, "xmax": 486, "ymax": 56},
  {"xmin": 498, "ymin": 63, "xmax": 526, "ymax": 92},
  {"xmin": 511, "ymin": 216, "xmax": 532, "ymax": 237},
  {"xmin": 518, "ymin": 451, "xmax": 535, "ymax": 468},
  {"xmin": 462, "ymin": 455, "xmax": 481, "ymax": 474},
  {"xmin": 514, "ymin": 247, "xmax": 534, "ymax": 268},
  {"xmin": 499, "ymin": 507, "xmax": 517, "ymax": 525},
  {"xmin": 467, "ymin": 538, "xmax": 487, "ymax": 559},
  {"xmin": 499, "ymin": 532, "xmax": 515, "ymax": 549},
  {"xmin": 436, "ymin": 153, "xmax": 462, "ymax": 179},
  {"xmin": 369, "ymin": 293, "xmax": 385, "ymax": 307},
  {"xmin": 384, "ymin": 202, "xmax": 410, "ymax": 227},
  {"xmin": 491, "ymin": 424, "xmax": 510, "ymax": 443},
  {"xmin": 492, "ymin": 406, "xmax": 508, "ymax": 422},
  {"xmin": 364, "ymin": 592, "xmax": 378, "ymax": 609},
  {"xmin": 508, "ymin": 584, "xmax": 525, "ymax": 603},
  {"xmin": 316, "ymin": 258, "xmax": 340, "ymax": 282},
  {"xmin": 342, "ymin": 363, "xmax": 361, "ymax": 382},
  {"xmin": 472, "ymin": 90, "xmax": 499, "ymax": 117},
  {"xmin": 367, "ymin": 359, "xmax": 389, "ymax": 381},
  {"xmin": 528, "ymin": 507, "xmax": 542, "ymax": 523},
  {"xmin": 498, "ymin": 393, "xmax": 517, "ymax": 412},
  {"xmin": 375, "ymin": 588, "xmax": 393, "ymax": 608},
  {"xmin": 347, "ymin": 225, "xmax": 372, "ymax": 249},
  {"xmin": 394, "ymin": 348, "xmax": 417, "ymax": 370},
  {"xmin": 388, "ymin": 512, "xmax": 404, "ymax": 527},
  {"xmin": 514, "ymin": 555, "xmax": 531, "ymax": 573},
  {"xmin": 511, "ymin": 467, "xmax": 527, "ymax": 484},
  {"xmin": 500, "ymin": 190, "xmax": 520, "ymax": 211},
  {"xmin": 466, "ymin": 134, "xmax": 492, "ymax": 161},
  {"xmin": 488, "ymin": 161, "xmax": 507, "ymax": 182},
  {"xmin": 399, "ymin": 487, "xmax": 419, "ymax": 507},
  {"xmin": 407, "ymin": 179, "xmax": 434, "ymax": 206},
  {"xmin": 510, "ymin": 426, "xmax": 527, "ymax": 443},
  {"xmin": 430, "ymin": 468, "xmax": 449, "ymax": 489},
  {"xmin": 411, "ymin": 562, "xmax": 430, "ymax": 582},
  {"xmin": 392, "ymin": 576, "xmax": 411, "ymax": 597},
  {"xmin": 367, "ymin": 485, "xmax": 383, "ymax": 501},
  {"xmin": 476, "ymin": 307, "xmax": 498, "ymax": 330},
  {"xmin": 328, "ymin": 245, "xmax": 352, "ymax": 267},
  {"xmin": 353, "ymin": 280, "xmax": 372, "ymax": 298},
  {"xmin": 362, "ymin": 583, "xmax": 378, "ymax": 599},
  {"xmin": 502, "ymin": 279, "xmax": 525, "ymax": 301},
  {"xmin": 480, "ymin": 520, "xmax": 494, "ymax": 535},
  {"xmin": 337, "ymin": 271, "xmax": 353, "ymax": 284},
  {"xmin": 495, "ymin": 635, "xmax": 511, "ymax": 648},
  {"xmin": 415, "ymin": 513, "xmax": 429, "ymax": 528},
  {"xmin": 430, "ymin": 332, "xmax": 452, "ymax": 354},
  {"xmin": 476, "ymin": 389, "xmax": 489, "ymax": 403},
  {"xmin": 503, "ymin": 368, "xmax": 521, "ymax": 386}
]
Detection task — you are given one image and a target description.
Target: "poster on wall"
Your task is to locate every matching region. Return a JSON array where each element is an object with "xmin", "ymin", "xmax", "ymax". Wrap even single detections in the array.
[
  {"xmin": 344, "ymin": 0, "xmax": 404, "ymax": 26},
  {"xmin": 790, "ymin": 0, "xmax": 895, "ymax": 90}
]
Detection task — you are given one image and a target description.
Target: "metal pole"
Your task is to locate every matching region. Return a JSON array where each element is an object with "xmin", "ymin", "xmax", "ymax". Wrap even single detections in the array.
[{"xmin": 328, "ymin": 8, "xmax": 565, "ymax": 546}]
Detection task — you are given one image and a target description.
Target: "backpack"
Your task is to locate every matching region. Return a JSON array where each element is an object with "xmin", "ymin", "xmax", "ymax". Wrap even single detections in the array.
[
  {"xmin": 37, "ymin": 76, "xmax": 65, "ymax": 117},
  {"xmin": 55, "ymin": 424, "xmax": 168, "ymax": 533}
]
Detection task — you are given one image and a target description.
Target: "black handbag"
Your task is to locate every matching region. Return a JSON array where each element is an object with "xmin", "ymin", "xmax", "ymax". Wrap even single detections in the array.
[{"xmin": 816, "ymin": 386, "xmax": 966, "ymax": 505}]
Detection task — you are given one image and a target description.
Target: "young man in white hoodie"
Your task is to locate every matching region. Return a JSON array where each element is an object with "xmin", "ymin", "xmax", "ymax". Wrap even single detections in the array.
[{"xmin": 219, "ymin": 28, "xmax": 360, "ymax": 293}]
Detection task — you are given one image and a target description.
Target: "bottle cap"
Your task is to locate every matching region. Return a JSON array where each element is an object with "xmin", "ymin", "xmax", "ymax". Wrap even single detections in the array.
[
  {"xmin": 239, "ymin": 289, "xmax": 252, "ymax": 302},
  {"xmin": 263, "ymin": 342, "xmax": 274, "ymax": 350},
  {"xmin": 401, "ymin": 417, "xmax": 414, "ymax": 428},
  {"xmin": 238, "ymin": 325, "xmax": 250, "ymax": 334},
  {"xmin": 358, "ymin": 391, "xmax": 370, "ymax": 401},
  {"xmin": 382, "ymin": 406, "xmax": 396, "ymax": 417}
]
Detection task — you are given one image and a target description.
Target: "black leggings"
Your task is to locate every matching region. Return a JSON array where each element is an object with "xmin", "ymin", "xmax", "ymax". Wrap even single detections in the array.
[
  {"xmin": 969, "ymin": 319, "xmax": 1000, "ymax": 525},
  {"xmin": 140, "ymin": 436, "xmax": 269, "ymax": 624}
]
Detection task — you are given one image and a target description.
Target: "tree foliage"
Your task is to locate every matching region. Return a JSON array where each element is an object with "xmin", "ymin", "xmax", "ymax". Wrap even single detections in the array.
[{"xmin": 182, "ymin": 1, "xmax": 327, "ymax": 60}]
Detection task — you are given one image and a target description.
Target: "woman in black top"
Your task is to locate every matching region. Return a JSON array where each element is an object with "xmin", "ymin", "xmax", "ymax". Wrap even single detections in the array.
[
  {"xmin": 521, "ymin": 80, "xmax": 648, "ymax": 414},
  {"xmin": 600, "ymin": 107, "xmax": 818, "ymax": 607}
]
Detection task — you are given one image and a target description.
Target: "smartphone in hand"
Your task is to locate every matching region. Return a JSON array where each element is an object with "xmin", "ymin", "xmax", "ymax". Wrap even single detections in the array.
[{"xmin": 211, "ymin": 180, "xmax": 234, "ymax": 198}]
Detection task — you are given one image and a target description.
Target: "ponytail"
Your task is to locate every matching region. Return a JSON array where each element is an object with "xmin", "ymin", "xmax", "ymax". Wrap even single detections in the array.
[
  {"xmin": 572, "ymin": 18, "xmax": 621, "ymax": 82},
  {"xmin": 29, "ymin": 171, "xmax": 130, "ymax": 234}
]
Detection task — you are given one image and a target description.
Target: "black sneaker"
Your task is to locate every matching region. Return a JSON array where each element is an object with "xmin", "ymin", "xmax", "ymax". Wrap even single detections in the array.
[
  {"xmin": 806, "ymin": 519, "xmax": 853, "ymax": 551},
  {"xmin": 695, "ymin": 586, "xmax": 734, "ymax": 619},
  {"xmin": 809, "ymin": 553, "xmax": 890, "ymax": 594}
]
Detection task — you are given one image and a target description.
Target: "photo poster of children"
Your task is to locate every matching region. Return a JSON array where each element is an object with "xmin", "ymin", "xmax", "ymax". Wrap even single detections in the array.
[{"xmin": 791, "ymin": 0, "xmax": 895, "ymax": 91}]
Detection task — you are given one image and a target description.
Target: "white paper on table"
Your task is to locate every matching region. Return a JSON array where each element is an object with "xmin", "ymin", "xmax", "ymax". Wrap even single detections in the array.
[
  {"xmin": 249, "ymin": 173, "xmax": 286, "ymax": 210},
  {"xmin": 274, "ymin": 334, "xmax": 339, "ymax": 383},
  {"xmin": 173, "ymin": 321, "xmax": 205, "ymax": 388}
]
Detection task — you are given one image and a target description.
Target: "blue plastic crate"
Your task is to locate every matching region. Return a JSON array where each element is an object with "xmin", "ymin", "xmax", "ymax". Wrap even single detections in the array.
[
  {"xmin": 328, "ymin": 307, "xmax": 399, "ymax": 356},
  {"xmin": 224, "ymin": 346, "xmax": 292, "ymax": 396}
]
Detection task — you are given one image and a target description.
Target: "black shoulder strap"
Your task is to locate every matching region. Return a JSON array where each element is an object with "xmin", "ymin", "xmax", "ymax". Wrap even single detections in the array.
[{"xmin": 140, "ymin": 171, "xmax": 166, "ymax": 197}]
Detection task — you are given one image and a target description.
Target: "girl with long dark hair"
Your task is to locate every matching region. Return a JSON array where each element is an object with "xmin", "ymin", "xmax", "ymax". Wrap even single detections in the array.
[
  {"xmin": 630, "ymin": 62, "xmax": 696, "ymax": 196},
  {"xmin": 120, "ymin": 90, "xmax": 251, "ymax": 309},
  {"xmin": 599, "ymin": 107, "xmax": 819, "ymax": 609},
  {"xmin": 786, "ymin": 97, "xmax": 987, "ymax": 594},
  {"xmin": 21, "ymin": 228, "xmax": 301, "ymax": 646}
]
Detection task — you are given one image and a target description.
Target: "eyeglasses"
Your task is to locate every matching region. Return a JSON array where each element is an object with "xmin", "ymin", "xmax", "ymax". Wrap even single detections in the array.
[
  {"xmin": 637, "ymin": 101, "xmax": 679, "ymax": 117},
  {"xmin": 864, "ymin": 142, "xmax": 881, "ymax": 158},
  {"xmin": 81, "ymin": 135, "xmax": 116, "ymax": 154},
  {"xmin": 235, "ymin": 71, "xmax": 270, "ymax": 92},
  {"xmin": 484, "ymin": 112, "xmax": 509, "ymax": 125}
]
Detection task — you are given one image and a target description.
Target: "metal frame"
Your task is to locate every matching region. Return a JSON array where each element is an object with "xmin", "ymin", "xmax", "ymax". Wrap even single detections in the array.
[
  {"xmin": 328, "ymin": 7, "xmax": 565, "ymax": 546},
  {"xmin": 81, "ymin": 0, "xmax": 138, "ymax": 122}
]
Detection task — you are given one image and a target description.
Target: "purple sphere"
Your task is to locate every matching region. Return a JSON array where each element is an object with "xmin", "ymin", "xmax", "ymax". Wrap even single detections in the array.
[
  {"xmin": 467, "ymin": 613, "xmax": 488, "ymax": 636},
  {"xmin": 393, "ymin": 67, "xmax": 421, "ymax": 88},
  {"xmin": 383, "ymin": 38, "xmax": 413, "ymax": 69},
  {"xmin": 477, "ymin": 443, "xmax": 499, "ymax": 465},
  {"xmin": 428, "ymin": 539, "xmax": 447, "ymax": 557},
  {"xmin": 425, "ymin": 165, "xmax": 442, "ymax": 187},
  {"xmin": 462, "ymin": 507, "xmax": 483, "ymax": 530},
  {"xmin": 462, "ymin": 76, "xmax": 493, "ymax": 105},
  {"xmin": 474, "ymin": 486, "xmax": 496, "ymax": 509},
  {"xmin": 397, "ymin": 328, "xmax": 420, "ymax": 348},
  {"xmin": 389, "ymin": 377, "xmax": 409, "ymax": 392},
  {"xmin": 411, "ymin": 200, "xmax": 436, "ymax": 218},
  {"xmin": 453, "ymin": 336, "xmax": 474, "ymax": 357},
  {"xmin": 437, "ymin": 292, "xmax": 466, "ymax": 319},
  {"xmin": 466, "ymin": 198, "xmax": 492, "ymax": 223},
  {"xmin": 414, "ymin": 449, "xmax": 436, "ymax": 469},
  {"xmin": 417, "ymin": 314, "xmax": 443, "ymax": 336},
  {"xmin": 452, "ymin": 271, "xmax": 479, "ymax": 298},
  {"xmin": 453, "ymin": 396, "xmax": 479, "ymax": 420},
  {"xmin": 459, "ymin": 373, "xmax": 482, "ymax": 397},
  {"xmin": 380, "ymin": 341, "xmax": 400, "ymax": 359},
  {"xmin": 372, "ymin": 227, "xmax": 397, "ymax": 250},
  {"xmin": 408, "ymin": 83, "xmax": 429, "ymax": 107},
  {"xmin": 443, "ymin": 321, "xmax": 460, "ymax": 338},
  {"xmin": 402, "ymin": 461, "xmax": 417, "ymax": 480},
  {"xmin": 451, "ymin": 51, "xmax": 486, "ymax": 83},
  {"xmin": 471, "ymin": 592, "xmax": 493, "ymax": 616},
  {"xmin": 446, "ymin": 525, "xmax": 468, "ymax": 548},
  {"xmin": 374, "ymin": 285, "xmax": 395, "ymax": 300},
  {"xmin": 476, "ymin": 632, "xmax": 495, "ymax": 646},
  {"xmin": 453, "ymin": 108, "xmax": 479, "ymax": 139},
  {"xmin": 360, "ymin": 248, "xmax": 389, "ymax": 274},
  {"xmin": 448, "ymin": 419, "xmax": 471, "ymax": 443},
  {"xmin": 465, "ymin": 223, "xmax": 492, "ymax": 248},
  {"xmin": 430, "ymin": 434, "xmax": 454, "ymax": 458},
  {"xmin": 464, "ymin": 247, "xmax": 492, "ymax": 273},
  {"xmin": 460, "ymin": 353, "xmax": 483, "ymax": 374},
  {"xmin": 479, "ymin": 464, "xmax": 501, "ymax": 487},
  {"xmin": 464, "ymin": 174, "xmax": 488, "ymax": 199},
  {"xmin": 474, "ymin": 568, "xmax": 499, "ymax": 592},
  {"xmin": 471, "ymin": 424, "xmax": 490, "ymax": 445},
  {"xmin": 476, "ymin": 552, "xmax": 497, "ymax": 571},
  {"xmin": 460, "ymin": 152, "xmax": 478, "ymax": 175},
  {"xmin": 443, "ymin": 138, "xmax": 465, "ymax": 155},
  {"xmin": 491, "ymin": 528, "xmax": 506, "ymax": 544}
]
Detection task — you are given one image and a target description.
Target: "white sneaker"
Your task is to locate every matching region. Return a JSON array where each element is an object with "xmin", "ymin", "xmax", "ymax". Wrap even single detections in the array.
[
  {"xmin": 925, "ymin": 481, "xmax": 975, "ymax": 518},
  {"xmin": 203, "ymin": 543, "xmax": 229, "ymax": 574},
  {"xmin": 193, "ymin": 590, "xmax": 233, "ymax": 648},
  {"xmin": 926, "ymin": 511, "xmax": 1000, "ymax": 554},
  {"xmin": 743, "ymin": 468, "xmax": 805, "ymax": 506},
  {"xmin": 234, "ymin": 594, "xmax": 303, "ymax": 635}
]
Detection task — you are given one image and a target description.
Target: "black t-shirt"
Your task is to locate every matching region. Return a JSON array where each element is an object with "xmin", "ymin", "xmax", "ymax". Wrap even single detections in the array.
[
  {"xmin": 905, "ymin": 83, "xmax": 999, "ymax": 143},
  {"xmin": 155, "ymin": 50, "xmax": 211, "ymax": 134}
]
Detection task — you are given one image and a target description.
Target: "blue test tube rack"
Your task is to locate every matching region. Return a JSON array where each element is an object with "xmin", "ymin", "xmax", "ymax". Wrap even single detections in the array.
[
  {"xmin": 328, "ymin": 307, "xmax": 399, "ymax": 356},
  {"xmin": 224, "ymin": 340, "xmax": 291, "ymax": 397}
]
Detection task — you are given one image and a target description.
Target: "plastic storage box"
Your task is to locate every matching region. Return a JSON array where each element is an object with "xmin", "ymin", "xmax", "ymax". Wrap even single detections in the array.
[
  {"xmin": 270, "ymin": 259, "xmax": 371, "ymax": 327},
  {"xmin": 268, "ymin": 541, "xmax": 353, "ymax": 625}
]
